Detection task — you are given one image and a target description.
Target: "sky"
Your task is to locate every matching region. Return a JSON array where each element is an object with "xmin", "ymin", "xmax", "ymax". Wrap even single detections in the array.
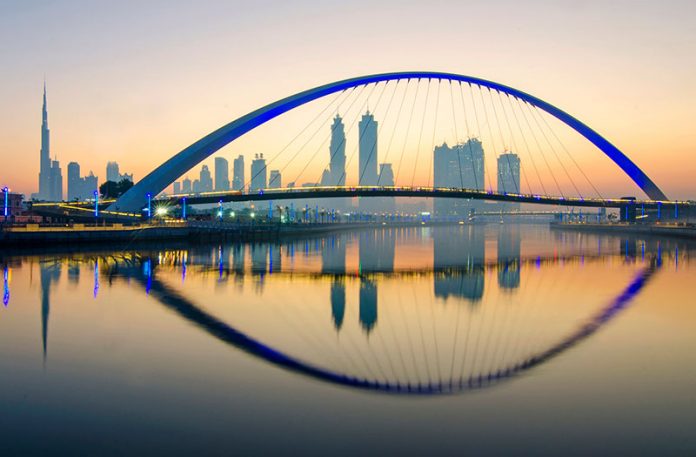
[{"xmin": 0, "ymin": 0, "xmax": 695, "ymax": 199}]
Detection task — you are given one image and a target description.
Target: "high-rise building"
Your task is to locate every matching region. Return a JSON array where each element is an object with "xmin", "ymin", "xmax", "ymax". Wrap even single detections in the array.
[
  {"xmin": 83, "ymin": 172, "xmax": 98, "ymax": 199},
  {"xmin": 377, "ymin": 163, "xmax": 395, "ymax": 212},
  {"xmin": 106, "ymin": 161, "xmax": 133, "ymax": 184},
  {"xmin": 49, "ymin": 160, "xmax": 63, "ymax": 201},
  {"xmin": 38, "ymin": 83, "xmax": 51, "ymax": 199},
  {"xmin": 214, "ymin": 157, "xmax": 230, "ymax": 191},
  {"xmin": 106, "ymin": 162, "xmax": 120, "ymax": 183},
  {"xmin": 433, "ymin": 139, "xmax": 485, "ymax": 217},
  {"xmin": 497, "ymin": 152, "xmax": 521, "ymax": 211},
  {"xmin": 67, "ymin": 162, "xmax": 97, "ymax": 200},
  {"xmin": 358, "ymin": 111, "xmax": 378, "ymax": 186},
  {"xmin": 182, "ymin": 177, "xmax": 192, "ymax": 193},
  {"xmin": 250, "ymin": 154, "xmax": 267, "ymax": 191},
  {"xmin": 67, "ymin": 162, "xmax": 81, "ymax": 201},
  {"xmin": 329, "ymin": 114, "xmax": 346, "ymax": 185},
  {"xmin": 232, "ymin": 155, "xmax": 245, "ymax": 191},
  {"xmin": 192, "ymin": 179, "xmax": 201, "ymax": 193},
  {"xmin": 269, "ymin": 170, "xmax": 281, "ymax": 189},
  {"xmin": 35, "ymin": 83, "xmax": 63, "ymax": 201},
  {"xmin": 358, "ymin": 111, "xmax": 378, "ymax": 212},
  {"xmin": 199, "ymin": 165, "xmax": 213, "ymax": 192},
  {"xmin": 173, "ymin": 182, "xmax": 181, "ymax": 195}
]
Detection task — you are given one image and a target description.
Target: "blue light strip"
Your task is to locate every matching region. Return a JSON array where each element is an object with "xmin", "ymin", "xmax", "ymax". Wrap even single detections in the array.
[{"xmin": 3, "ymin": 187, "xmax": 8, "ymax": 218}]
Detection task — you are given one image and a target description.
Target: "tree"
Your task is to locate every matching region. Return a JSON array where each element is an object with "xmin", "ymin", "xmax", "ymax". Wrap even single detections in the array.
[{"xmin": 100, "ymin": 179, "xmax": 134, "ymax": 198}]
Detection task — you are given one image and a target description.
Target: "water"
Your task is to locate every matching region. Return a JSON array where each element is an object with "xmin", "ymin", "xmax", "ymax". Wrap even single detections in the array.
[{"xmin": 1, "ymin": 224, "xmax": 695, "ymax": 455}]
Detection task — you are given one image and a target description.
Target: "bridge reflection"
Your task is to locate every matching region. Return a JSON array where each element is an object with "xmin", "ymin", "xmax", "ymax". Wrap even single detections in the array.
[{"xmin": 2, "ymin": 226, "xmax": 691, "ymax": 394}]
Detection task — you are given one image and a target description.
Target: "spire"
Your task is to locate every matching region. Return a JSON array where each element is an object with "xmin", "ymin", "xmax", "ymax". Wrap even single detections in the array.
[{"xmin": 42, "ymin": 79, "xmax": 48, "ymax": 124}]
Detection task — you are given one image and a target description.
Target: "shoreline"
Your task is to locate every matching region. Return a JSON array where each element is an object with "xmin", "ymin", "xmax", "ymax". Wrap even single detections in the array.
[{"xmin": 550, "ymin": 221, "xmax": 696, "ymax": 240}]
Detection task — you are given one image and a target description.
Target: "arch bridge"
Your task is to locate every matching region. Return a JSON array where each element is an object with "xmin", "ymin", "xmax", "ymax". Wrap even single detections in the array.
[{"xmin": 108, "ymin": 71, "xmax": 672, "ymax": 214}]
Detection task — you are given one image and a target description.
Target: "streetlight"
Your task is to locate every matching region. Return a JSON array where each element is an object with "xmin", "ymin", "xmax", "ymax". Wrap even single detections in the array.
[
  {"xmin": 182, "ymin": 197, "xmax": 187, "ymax": 220},
  {"xmin": 146, "ymin": 193, "xmax": 152, "ymax": 220},
  {"xmin": 218, "ymin": 200, "xmax": 223, "ymax": 221},
  {"xmin": 93, "ymin": 190, "xmax": 99, "ymax": 218},
  {"xmin": 2, "ymin": 187, "xmax": 9, "ymax": 220}
]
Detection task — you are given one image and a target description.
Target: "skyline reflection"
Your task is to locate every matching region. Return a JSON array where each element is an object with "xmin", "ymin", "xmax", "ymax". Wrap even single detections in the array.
[{"xmin": 2, "ymin": 225, "xmax": 690, "ymax": 395}]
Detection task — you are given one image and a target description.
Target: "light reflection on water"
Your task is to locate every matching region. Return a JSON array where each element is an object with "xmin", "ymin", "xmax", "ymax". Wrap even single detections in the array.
[{"xmin": 0, "ymin": 224, "xmax": 695, "ymax": 455}]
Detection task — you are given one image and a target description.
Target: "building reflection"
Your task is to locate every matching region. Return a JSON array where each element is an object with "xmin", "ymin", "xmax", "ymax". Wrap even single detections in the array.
[
  {"xmin": 232, "ymin": 244, "xmax": 245, "ymax": 276},
  {"xmin": 433, "ymin": 226, "xmax": 485, "ymax": 302},
  {"xmin": 40, "ymin": 261, "xmax": 61, "ymax": 360},
  {"xmin": 358, "ymin": 229, "xmax": 396, "ymax": 332},
  {"xmin": 497, "ymin": 225, "xmax": 521, "ymax": 290},
  {"xmin": 322, "ymin": 235, "xmax": 346, "ymax": 330}
]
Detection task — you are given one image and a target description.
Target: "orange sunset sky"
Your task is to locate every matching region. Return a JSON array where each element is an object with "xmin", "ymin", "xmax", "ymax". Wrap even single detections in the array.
[{"xmin": 1, "ymin": 0, "xmax": 694, "ymax": 199}]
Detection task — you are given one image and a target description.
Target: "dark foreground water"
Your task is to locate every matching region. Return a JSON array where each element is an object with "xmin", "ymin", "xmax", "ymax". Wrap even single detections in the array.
[{"xmin": 1, "ymin": 224, "xmax": 695, "ymax": 456}]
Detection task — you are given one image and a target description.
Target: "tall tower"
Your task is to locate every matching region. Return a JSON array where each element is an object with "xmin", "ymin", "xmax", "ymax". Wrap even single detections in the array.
[
  {"xmin": 214, "ymin": 157, "xmax": 230, "ymax": 191},
  {"xmin": 38, "ymin": 82, "xmax": 51, "ymax": 199},
  {"xmin": 497, "ymin": 152, "xmax": 521, "ymax": 211},
  {"xmin": 329, "ymin": 114, "xmax": 346, "ymax": 185},
  {"xmin": 232, "ymin": 155, "xmax": 245, "ymax": 191},
  {"xmin": 250, "ymin": 154, "xmax": 267, "ymax": 191},
  {"xmin": 67, "ymin": 162, "xmax": 80, "ymax": 201},
  {"xmin": 358, "ymin": 111, "xmax": 378, "ymax": 186}
]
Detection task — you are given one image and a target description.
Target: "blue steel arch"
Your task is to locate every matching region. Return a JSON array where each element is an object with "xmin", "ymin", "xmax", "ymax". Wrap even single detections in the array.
[{"xmin": 111, "ymin": 72, "xmax": 667, "ymax": 211}]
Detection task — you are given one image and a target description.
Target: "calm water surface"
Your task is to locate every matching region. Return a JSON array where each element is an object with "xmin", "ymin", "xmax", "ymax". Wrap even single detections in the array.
[{"xmin": 1, "ymin": 224, "xmax": 695, "ymax": 455}]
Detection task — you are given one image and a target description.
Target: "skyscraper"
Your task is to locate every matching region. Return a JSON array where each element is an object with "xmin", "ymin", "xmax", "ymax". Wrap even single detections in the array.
[
  {"xmin": 358, "ymin": 111, "xmax": 378, "ymax": 212},
  {"xmin": 250, "ymin": 154, "xmax": 267, "ymax": 191},
  {"xmin": 182, "ymin": 177, "xmax": 192, "ymax": 193},
  {"xmin": 38, "ymin": 83, "xmax": 51, "ymax": 200},
  {"xmin": 50, "ymin": 160, "xmax": 63, "ymax": 201},
  {"xmin": 329, "ymin": 114, "xmax": 346, "ymax": 185},
  {"xmin": 214, "ymin": 157, "xmax": 230, "ymax": 191},
  {"xmin": 67, "ymin": 162, "xmax": 81, "ymax": 201},
  {"xmin": 36, "ymin": 83, "xmax": 63, "ymax": 201},
  {"xmin": 199, "ymin": 165, "xmax": 213, "ymax": 192},
  {"xmin": 232, "ymin": 155, "xmax": 245, "ymax": 191},
  {"xmin": 67, "ymin": 162, "xmax": 97, "ymax": 200},
  {"xmin": 497, "ymin": 152, "xmax": 521, "ymax": 211},
  {"xmin": 106, "ymin": 162, "xmax": 133, "ymax": 184},
  {"xmin": 358, "ymin": 111, "xmax": 378, "ymax": 186},
  {"xmin": 106, "ymin": 162, "xmax": 120, "ymax": 183},
  {"xmin": 173, "ymin": 182, "xmax": 181, "ymax": 195},
  {"xmin": 433, "ymin": 138, "xmax": 485, "ymax": 217},
  {"xmin": 269, "ymin": 170, "xmax": 281, "ymax": 189},
  {"xmin": 378, "ymin": 163, "xmax": 395, "ymax": 212}
]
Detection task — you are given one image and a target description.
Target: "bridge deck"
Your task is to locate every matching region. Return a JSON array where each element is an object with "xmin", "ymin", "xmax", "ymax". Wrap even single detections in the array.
[{"xmin": 161, "ymin": 186, "xmax": 682, "ymax": 209}]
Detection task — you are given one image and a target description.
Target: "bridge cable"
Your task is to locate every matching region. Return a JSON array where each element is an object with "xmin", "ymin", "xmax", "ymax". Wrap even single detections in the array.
[
  {"xmin": 332, "ymin": 82, "xmax": 385, "ymax": 186},
  {"xmin": 243, "ymin": 87, "xmax": 351, "ymax": 191},
  {"xmin": 529, "ymin": 105, "xmax": 604, "ymax": 200},
  {"xmin": 340, "ymin": 81, "xmax": 391, "ymax": 187},
  {"xmin": 377, "ymin": 79, "xmax": 411, "ymax": 185},
  {"xmin": 494, "ymin": 89, "xmax": 534, "ymax": 194},
  {"xmin": 448, "ymin": 81, "xmax": 465, "ymax": 189},
  {"xmin": 517, "ymin": 98, "xmax": 582, "ymax": 199},
  {"xmin": 282, "ymin": 85, "xmax": 363, "ymax": 188},
  {"xmin": 410, "ymin": 78, "xmax": 432, "ymax": 188},
  {"xmin": 505, "ymin": 94, "xmax": 549, "ymax": 195},
  {"xmin": 486, "ymin": 88, "xmax": 519, "ymax": 195},
  {"xmin": 426, "ymin": 80, "xmax": 442, "ymax": 188},
  {"xmin": 369, "ymin": 80, "xmax": 401, "ymax": 185},
  {"xmin": 479, "ymin": 87, "xmax": 505, "ymax": 193},
  {"xmin": 394, "ymin": 79, "xmax": 421, "ymax": 184},
  {"xmin": 463, "ymin": 83, "xmax": 488, "ymax": 192},
  {"xmin": 456, "ymin": 82, "xmax": 478, "ymax": 190},
  {"xmin": 356, "ymin": 80, "xmax": 400, "ymax": 185},
  {"xmin": 513, "ymin": 97, "xmax": 565, "ymax": 198},
  {"xmin": 291, "ymin": 83, "xmax": 372, "ymax": 187}
]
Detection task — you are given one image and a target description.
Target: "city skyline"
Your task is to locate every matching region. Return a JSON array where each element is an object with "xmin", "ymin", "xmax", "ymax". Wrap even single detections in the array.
[{"xmin": 1, "ymin": 1, "xmax": 695, "ymax": 200}]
